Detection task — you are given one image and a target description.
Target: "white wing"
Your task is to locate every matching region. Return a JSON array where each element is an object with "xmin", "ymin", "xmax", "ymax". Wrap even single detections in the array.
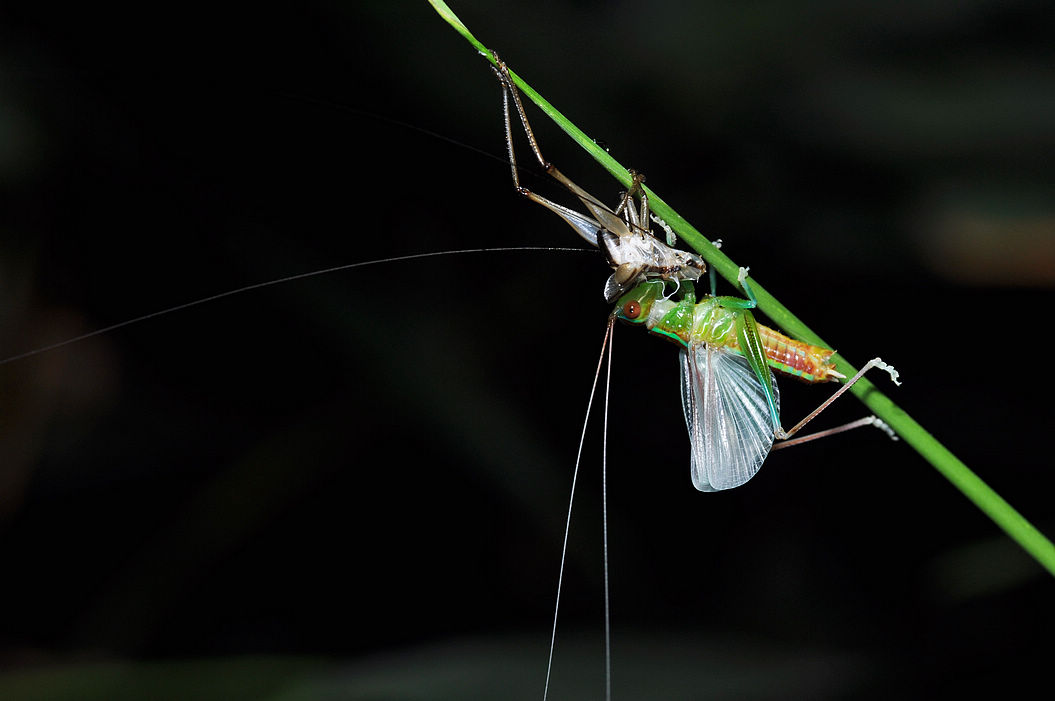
[{"xmin": 679, "ymin": 344, "xmax": 780, "ymax": 492}]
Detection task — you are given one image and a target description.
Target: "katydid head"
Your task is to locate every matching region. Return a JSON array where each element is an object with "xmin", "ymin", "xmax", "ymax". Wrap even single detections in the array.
[{"xmin": 611, "ymin": 280, "xmax": 666, "ymax": 324}]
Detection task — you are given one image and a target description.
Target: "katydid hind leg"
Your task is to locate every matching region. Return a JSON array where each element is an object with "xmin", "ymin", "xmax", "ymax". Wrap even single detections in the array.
[
  {"xmin": 772, "ymin": 415, "xmax": 897, "ymax": 451},
  {"xmin": 777, "ymin": 357, "xmax": 902, "ymax": 443}
]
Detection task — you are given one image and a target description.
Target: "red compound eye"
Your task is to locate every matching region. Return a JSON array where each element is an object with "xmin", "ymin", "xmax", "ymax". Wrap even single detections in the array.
[{"xmin": 623, "ymin": 300, "xmax": 641, "ymax": 319}]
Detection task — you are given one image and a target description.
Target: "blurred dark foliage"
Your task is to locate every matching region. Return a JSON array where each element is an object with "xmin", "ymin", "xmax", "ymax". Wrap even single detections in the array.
[{"xmin": 0, "ymin": 1, "xmax": 1052, "ymax": 698}]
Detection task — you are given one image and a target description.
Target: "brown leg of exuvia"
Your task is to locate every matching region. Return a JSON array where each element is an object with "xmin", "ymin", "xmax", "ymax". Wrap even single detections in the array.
[{"xmin": 494, "ymin": 53, "xmax": 634, "ymax": 240}]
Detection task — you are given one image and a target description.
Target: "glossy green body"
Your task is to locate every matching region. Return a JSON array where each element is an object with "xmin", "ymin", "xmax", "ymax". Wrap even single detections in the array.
[{"xmin": 613, "ymin": 279, "xmax": 841, "ymax": 435}]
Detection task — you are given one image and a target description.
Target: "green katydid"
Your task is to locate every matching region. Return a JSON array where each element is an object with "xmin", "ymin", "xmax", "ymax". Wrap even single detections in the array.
[
  {"xmin": 610, "ymin": 270, "xmax": 899, "ymax": 491},
  {"xmin": 492, "ymin": 50, "xmax": 901, "ymax": 701},
  {"xmin": 1, "ymin": 56, "xmax": 900, "ymax": 701},
  {"xmin": 494, "ymin": 51, "xmax": 900, "ymax": 491}
]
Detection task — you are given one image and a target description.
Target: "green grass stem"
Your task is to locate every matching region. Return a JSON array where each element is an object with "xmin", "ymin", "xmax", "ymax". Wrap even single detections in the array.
[{"xmin": 427, "ymin": 0, "xmax": 1055, "ymax": 577}]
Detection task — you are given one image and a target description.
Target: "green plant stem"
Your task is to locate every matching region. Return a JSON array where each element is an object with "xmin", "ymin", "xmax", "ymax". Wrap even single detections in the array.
[{"xmin": 427, "ymin": 0, "xmax": 1055, "ymax": 577}]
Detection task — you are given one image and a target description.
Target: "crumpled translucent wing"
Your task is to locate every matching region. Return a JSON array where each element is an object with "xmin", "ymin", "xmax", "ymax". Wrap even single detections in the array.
[{"xmin": 679, "ymin": 344, "xmax": 780, "ymax": 491}]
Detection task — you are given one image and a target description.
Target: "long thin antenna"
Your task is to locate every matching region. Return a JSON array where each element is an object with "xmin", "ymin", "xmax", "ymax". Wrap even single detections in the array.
[
  {"xmin": 542, "ymin": 320, "xmax": 612, "ymax": 701},
  {"xmin": 0, "ymin": 246, "xmax": 589, "ymax": 367},
  {"xmin": 602, "ymin": 318, "xmax": 614, "ymax": 701}
]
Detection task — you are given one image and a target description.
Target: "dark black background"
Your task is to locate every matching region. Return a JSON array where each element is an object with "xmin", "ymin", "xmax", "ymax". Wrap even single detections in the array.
[{"xmin": 0, "ymin": 1, "xmax": 1052, "ymax": 698}]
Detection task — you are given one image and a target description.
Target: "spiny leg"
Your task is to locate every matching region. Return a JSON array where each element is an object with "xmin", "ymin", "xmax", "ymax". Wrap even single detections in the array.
[
  {"xmin": 635, "ymin": 173, "xmax": 649, "ymax": 231},
  {"xmin": 496, "ymin": 60, "xmax": 602, "ymax": 245},
  {"xmin": 611, "ymin": 169, "xmax": 677, "ymax": 245},
  {"xmin": 623, "ymin": 172, "xmax": 677, "ymax": 247},
  {"xmin": 613, "ymin": 170, "xmax": 647, "ymax": 233},
  {"xmin": 772, "ymin": 415, "xmax": 896, "ymax": 451},
  {"xmin": 494, "ymin": 54, "xmax": 581, "ymax": 201},
  {"xmin": 494, "ymin": 53, "xmax": 549, "ymax": 179},
  {"xmin": 775, "ymin": 357, "xmax": 901, "ymax": 442},
  {"xmin": 714, "ymin": 268, "xmax": 899, "ymax": 444},
  {"xmin": 493, "ymin": 54, "xmax": 636, "ymax": 241},
  {"xmin": 499, "ymin": 63, "xmax": 525, "ymax": 191}
]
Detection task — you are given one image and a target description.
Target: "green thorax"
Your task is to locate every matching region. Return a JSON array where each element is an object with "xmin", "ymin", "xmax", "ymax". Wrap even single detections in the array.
[
  {"xmin": 612, "ymin": 280, "xmax": 740, "ymax": 351},
  {"xmin": 612, "ymin": 278, "xmax": 782, "ymax": 433}
]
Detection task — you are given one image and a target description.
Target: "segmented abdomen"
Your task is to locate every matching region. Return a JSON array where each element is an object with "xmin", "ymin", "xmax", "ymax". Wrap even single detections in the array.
[{"xmin": 756, "ymin": 324, "xmax": 839, "ymax": 383}]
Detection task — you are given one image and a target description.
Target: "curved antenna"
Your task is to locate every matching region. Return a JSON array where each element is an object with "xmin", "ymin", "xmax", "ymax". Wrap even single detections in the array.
[
  {"xmin": 0, "ymin": 246, "xmax": 590, "ymax": 367},
  {"xmin": 602, "ymin": 317, "xmax": 614, "ymax": 701},
  {"xmin": 543, "ymin": 318, "xmax": 613, "ymax": 701}
]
